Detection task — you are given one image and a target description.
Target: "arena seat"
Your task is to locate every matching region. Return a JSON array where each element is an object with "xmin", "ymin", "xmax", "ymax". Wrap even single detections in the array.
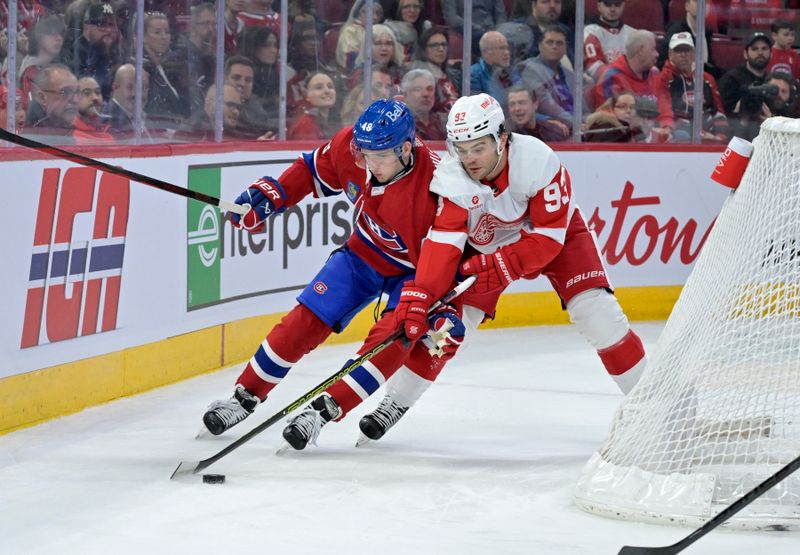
[
  {"xmin": 624, "ymin": 0, "xmax": 665, "ymax": 32},
  {"xmin": 322, "ymin": 24, "xmax": 343, "ymax": 67},
  {"xmin": 712, "ymin": 36, "xmax": 745, "ymax": 70},
  {"xmin": 315, "ymin": 0, "xmax": 351, "ymax": 24}
]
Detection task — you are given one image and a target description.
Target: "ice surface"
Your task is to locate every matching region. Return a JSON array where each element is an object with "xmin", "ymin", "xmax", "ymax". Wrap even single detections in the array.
[{"xmin": 1, "ymin": 323, "xmax": 798, "ymax": 554}]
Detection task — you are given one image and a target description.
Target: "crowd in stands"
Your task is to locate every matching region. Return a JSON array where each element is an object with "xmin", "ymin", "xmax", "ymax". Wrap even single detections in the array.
[{"xmin": 1, "ymin": 0, "xmax": 799, "ymax": 146}]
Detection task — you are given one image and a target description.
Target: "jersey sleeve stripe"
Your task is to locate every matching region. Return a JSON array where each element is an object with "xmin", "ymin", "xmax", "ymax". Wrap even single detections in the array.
[
  {"xmin": 303, "ymin": 150, "xmax": 339, "ymax": 198},
  {"xmin": 427, "ymin": 229, "xmax": 468, "ymax": 250},
  {"xmin": 532, "ymin": 226, "xmax": 568, "ymax": 244}
]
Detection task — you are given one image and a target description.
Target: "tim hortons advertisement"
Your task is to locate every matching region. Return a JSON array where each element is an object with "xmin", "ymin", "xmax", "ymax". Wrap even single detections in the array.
[{"xmin": 0, "ymin": 148, "xmax": 728, "ymax": 378}]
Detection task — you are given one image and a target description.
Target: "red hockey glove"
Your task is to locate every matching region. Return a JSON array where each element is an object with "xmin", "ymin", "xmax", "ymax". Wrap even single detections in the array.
[
  {"xmin": 459, "ymin": 246, "xmax": 522, "ymax": 294},
  {"xmin": 394, "ymin": 281, "xmax": 433, "ymax": 341},
  {"xmin": 425, "ymin": 304, "xmax": 465, "ymax": 361},
  {"xmin": 229, "ymin": 176, "xmax": 287, "ymax": 231}
]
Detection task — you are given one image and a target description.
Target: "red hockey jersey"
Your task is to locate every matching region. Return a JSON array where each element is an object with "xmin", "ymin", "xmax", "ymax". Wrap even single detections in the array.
[
  {"xmin": 767, "ymin": 47, "xmax": 800, "ymax": 79},
  {"xmin": 277, "ymin": 127, "xmax": 441, "ymax": 276}
]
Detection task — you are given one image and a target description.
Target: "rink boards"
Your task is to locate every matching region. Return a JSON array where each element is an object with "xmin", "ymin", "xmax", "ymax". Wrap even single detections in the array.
[{"xmin": 0, "ymin": 143, "xmax": 727, "ymax": 433}]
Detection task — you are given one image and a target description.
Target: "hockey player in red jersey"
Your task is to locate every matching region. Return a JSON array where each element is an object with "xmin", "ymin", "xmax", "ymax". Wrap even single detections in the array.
[
  {"xmin": 201, "ymin": 99, "xmax": 465, "ymax": 440},
  {"xmin": 357, "ymin": 93, "xmax": 648, "ymax": 442}
]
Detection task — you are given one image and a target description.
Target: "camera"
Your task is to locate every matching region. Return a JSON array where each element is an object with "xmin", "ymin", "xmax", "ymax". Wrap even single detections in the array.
[{"xmin": 740, "ymin": 83, "xmax": 779, "ymax": 115}]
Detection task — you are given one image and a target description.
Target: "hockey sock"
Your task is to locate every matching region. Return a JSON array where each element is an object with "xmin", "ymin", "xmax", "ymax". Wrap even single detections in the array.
[
  {"xmin": 598, "ymin": 330, "xmax": 646, "ymax": 394},
  {"xmin": 237, "ymin": 304, "xmax": 332, "ymax": 399}
]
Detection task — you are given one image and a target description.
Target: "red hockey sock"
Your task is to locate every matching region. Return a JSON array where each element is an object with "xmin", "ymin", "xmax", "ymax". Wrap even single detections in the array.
[
  {"xmin": 236, "ymin": 304, "xmax": 332, "ymax": 399},
  {"xmin": 597, "ymin": 330, "xmax": 645, "ymax": 376}
]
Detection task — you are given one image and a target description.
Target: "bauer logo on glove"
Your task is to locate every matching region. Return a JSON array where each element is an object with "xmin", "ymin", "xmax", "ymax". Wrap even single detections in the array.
[{"xmin": 229, "ymin": 176, "xmax": 288, "ymax": 231}]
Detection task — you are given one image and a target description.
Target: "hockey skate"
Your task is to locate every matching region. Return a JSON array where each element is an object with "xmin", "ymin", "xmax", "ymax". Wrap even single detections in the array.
[
  {"xmin": 280, "ymin": 393, "xmax": 342, "ymax": 451},
  {"xmin": 357, "ymin": 394, "xmax": 409, "ymax": 446},
  {"xmin": 202, "ymin": 384, "xmax": 260, "ymax": 436}
]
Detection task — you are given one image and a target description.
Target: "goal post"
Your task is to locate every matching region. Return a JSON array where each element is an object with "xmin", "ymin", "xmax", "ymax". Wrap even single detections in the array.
[{"xmin": 575, "ymin": 118, "xmax": 800, "ymax": 530}]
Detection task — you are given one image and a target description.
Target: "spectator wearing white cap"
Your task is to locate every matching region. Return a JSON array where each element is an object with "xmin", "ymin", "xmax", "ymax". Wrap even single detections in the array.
[
  {"xmin": 663, "ymin": 0, "xmax": 719, "ymax": 78},
  {"xmin": 657, "ymin": 32, "xmax": 728, "ymax": 143}
]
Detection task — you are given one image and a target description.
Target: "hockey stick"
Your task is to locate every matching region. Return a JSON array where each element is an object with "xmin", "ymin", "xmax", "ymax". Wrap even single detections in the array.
[
  {"xmin": 618, "ymin": 452, "xmax": 800, "ymax": 554},
  {"xmin": 0, "ymin": 128, "xmax": 247, "ymax": 215},
  {"xmin": 170, "ymin": 275, "xmax": 476, "ymax": 480}
]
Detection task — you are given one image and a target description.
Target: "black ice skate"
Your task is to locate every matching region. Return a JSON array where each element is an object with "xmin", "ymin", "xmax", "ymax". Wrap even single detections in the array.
[
  {"xmin": 202, "ymin": 384, "xmax": 260, "ymax": 435},
  {"xmin": 281, "ymin": 393, "xmax": 342, "ymax": 450},
  {"xmin": 357, "ymin": 394, "xmax": 409, "ymax": 446}
]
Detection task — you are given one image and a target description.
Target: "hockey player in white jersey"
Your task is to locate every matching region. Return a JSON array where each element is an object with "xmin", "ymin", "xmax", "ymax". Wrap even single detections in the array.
[{"xmin": 359, "ymin": 92, "xmax": 648, "ymax": 442}]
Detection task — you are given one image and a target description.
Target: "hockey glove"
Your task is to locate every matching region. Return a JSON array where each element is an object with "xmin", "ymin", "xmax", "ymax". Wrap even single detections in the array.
[
  {"xmin": 229, "ymin": 176, "xmax": 287, "ymax": 231},
  {"xmin": 425, "ymin": 304, "xmax": 465, "ymax": 361},
  {"xmin": 394, "ymin": 281, "xmax": 433, "ymax": 341},
  {"xmin": 459, "ymin": 246, "xmax": 523, "ymax": 294}
]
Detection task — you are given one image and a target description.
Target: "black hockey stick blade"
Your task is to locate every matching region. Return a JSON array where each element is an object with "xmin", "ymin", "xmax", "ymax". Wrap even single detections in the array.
[
  {"xmin": 0, "ymin": 128, "xmax": 247, "ymax": 215},
  {"xmin": 617, "ymin": 451, "xmax": 800, "ymax": 555},
  {"xmin": 170, "ymin": 276, "xmax": 476, "ymax": 480}
]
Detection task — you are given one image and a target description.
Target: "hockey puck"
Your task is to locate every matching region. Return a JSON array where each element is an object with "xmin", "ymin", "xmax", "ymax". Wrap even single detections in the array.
[{"xmin": 202, "ymin": 474, "xmax": 226, "ymax": 484}]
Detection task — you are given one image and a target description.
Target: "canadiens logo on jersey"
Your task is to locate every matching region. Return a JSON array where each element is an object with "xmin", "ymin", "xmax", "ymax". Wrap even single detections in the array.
[
  {"xmin": 345, "ymin": 180, "xmax": 360, "ymax": 203},
  {"xmin": 361, "ymin": 213, "xmax": 408, "ymax": 253},
  {"xmin": 471, "ymin": 212, "xmax": 528, "ymax": 246}
]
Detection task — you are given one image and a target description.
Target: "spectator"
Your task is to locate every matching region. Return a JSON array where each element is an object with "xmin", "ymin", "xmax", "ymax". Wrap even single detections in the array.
[
  {"xmin": 288, "ymin": 0, "xmax": 317, "ymax": 28},
  {"xmin": 442, "ymin": 0, "xmax": 506, "ymax": 57},
  {"xmin": 103, "ymin": 63, "xmax": 151, "ymax": 138},
  {"xmin": 336, "ymin": 0, "xmax": 384, "ymax": 73},
  {"xmin": 583, "ymin": 0, "xmax": 636, "ymax": 82},
  {"xmin": 400, "ymin": 67, "xmax": 446, "ymax": 139},
  {"xmin": 583, "ymin": 90, "xmax": 635, "ymax": 142},
  {"xmin": 224, "ymin": 55, "xmax": 273, "ymax": 138},
  {"xmin": 664, "ymin": 0, "xmax": 718, "ymax": 78},
  {"xmin": 767, "ymin": 20, "xmax": 800, "ymax": 80},
  {"xmin": 0, "ymin": 85, "xmax": 26, "ymax": 131},
  {"xmin": 411, "ymin": 27, "xmax": 460, "ymax": 115},
  {"xmin": 237, "ymin": 0, "xmax": 282, "ymax": 36},
  {"xmin": 658, "ymin": 32, "xmax": 727, "ymax": 143},
  {"xmin": 177, "ymin": 83, "xmax": 244, "ymax": 141},
  {"xmin": 27, "ymin": 63, "xmax": 78, "ymax": 140},
  {"xmin": 340, "ymin": 81, "xmax": 385, "ymax": 125},
  {"xmin": 516, "ymin": 0, "xmax": 574, "ymax": 64},
  {"xmin": 287, "ymin": 23, "xmax": 322, "ymax": 116},
  {"xmin": 470, "ymin": 31, "xmax": 515, "ymax": 107},
  {"xmin": 506, "ymin": 85, "xmax": 566, "ymax": 142},
  {"xmin": 371, "ymin": 69, "xmax": 395, "ymax": 98},
  {"xmin": 350, "ymin": 24, "xmax": 406, "ymax": 88},
  {"xmin": 67, "ymin": 2, "xmax": 121, "ymax": 98},
  {"xmin": 592, "ymin": 29, "xmax": 674, "ymax": 136},
  {"xmin": 72, "ymin": 75, "xmax": 114, "ymax": 144},
  {"xmin": 173, "ymin": 2, "xmax": 216, "ymax": 117},
  {"xmin": 765, "ymin": 71, "xmax": 799, "ymax": 118},
  {"xmin": 224, "ymin": 0, "xmax": 249, "ymax": 53},
  {"xmin": 18, "ymin": 15, "xmax": 66, "ymax": 104},
  {"xmin": 718, "ymin": 32, "xmax": 772, "ymax": 116},
  {"xmin": 518, "ymin": 24, "xmax": 574, "ymax": 130},
  {"xmin": 140, "ymin": 11, "xmax": 189, "ymax": 124},
  {"xmin": 237, "ymin": 26, "xmax": 287, "ymax": 126},
  {"xmin": 384, "ymin": 0, "xmax": 431, "ymax": 67},
  {"xmin": 287, "ymin": 71, "xmax": 337, "ymax": 140}
]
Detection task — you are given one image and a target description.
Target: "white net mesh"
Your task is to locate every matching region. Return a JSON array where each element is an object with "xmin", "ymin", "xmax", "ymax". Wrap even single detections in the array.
[{"xmin": 575, "ymin": 118, "xmax": 800, "ymax": 530}]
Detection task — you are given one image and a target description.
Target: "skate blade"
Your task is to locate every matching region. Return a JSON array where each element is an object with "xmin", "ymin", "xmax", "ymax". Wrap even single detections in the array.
[
  {"xmin": 195, "ymin": 425, "xmax": 213, "ymax": 440},
  {"xmin": 275, "ymin": 441, "xmax": 294, "ymax": 455},
  {"xmin": 355, "ymin": 433, "xmax": 373, "ymax": 447}
]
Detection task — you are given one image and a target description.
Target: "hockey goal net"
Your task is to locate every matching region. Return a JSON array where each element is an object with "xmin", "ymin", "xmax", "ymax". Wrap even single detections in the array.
[{"xmin": 575, "ymin": 118, "xmax": 800, "ymax": 530}]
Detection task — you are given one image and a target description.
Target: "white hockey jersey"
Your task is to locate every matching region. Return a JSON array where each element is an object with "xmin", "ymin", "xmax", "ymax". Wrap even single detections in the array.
[
  {"xmin": 584, "ymin": 21, "xmax": 636, "ymax": 80},
  {"xmin": 415, "ymin": 133, "xmax": 574, "ymax": 297}
]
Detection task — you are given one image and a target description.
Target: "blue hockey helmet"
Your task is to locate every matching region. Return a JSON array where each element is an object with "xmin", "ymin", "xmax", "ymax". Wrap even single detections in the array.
[{"xmin": 352, "ymin": 98, "xmax": 416, "ymax": 155}]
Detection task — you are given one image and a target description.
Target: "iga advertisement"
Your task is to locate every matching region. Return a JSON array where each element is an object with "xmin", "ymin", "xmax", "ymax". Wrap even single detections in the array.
[{"xmin": 0, "ymin": 147, "xmax": 727, "ymax": 378}]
